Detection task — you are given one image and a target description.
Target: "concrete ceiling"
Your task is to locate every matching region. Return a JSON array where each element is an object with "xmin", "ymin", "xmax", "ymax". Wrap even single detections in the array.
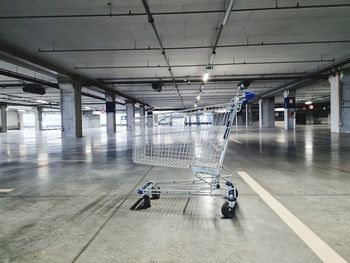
[{"xmin": 0, "ymin": 0, "xmax": 349, "ymax": 109}]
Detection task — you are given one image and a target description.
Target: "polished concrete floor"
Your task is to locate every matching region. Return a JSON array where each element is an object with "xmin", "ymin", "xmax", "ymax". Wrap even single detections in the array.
[{"xmin": 0, "ymin": 126, "xmax": 350, "ymax": 263}]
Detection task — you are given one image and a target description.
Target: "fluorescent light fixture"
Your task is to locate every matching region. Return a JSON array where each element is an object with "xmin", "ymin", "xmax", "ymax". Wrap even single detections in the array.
[
  {"xmin": 36, "ymin": 99, "xmax": 48, "ymax": 104},
  {"xmin": 275, "ymin": 108, "xmax": 284, "ymax": 112},
  {"xmin": 202, "ymin": 72, "xmax": 209, "ymax": 82},
  {"xmin": 194, "ymin": 103, "xmax": 198, "ymax": 108},
  {"xmin": 197, "ymin": 94, "xmax": 201, "ymax": 100},
  {"xmin": 222, "ymin": 0, "xmax": 235, "ymax": 26},
  {"xmin": 18, "ymin": 109, "xmax": 26, "ymax": 112},
  {"xmin": 84, "ymin": 106, "xmax": 92, "ymax": 110},
  {"xmin": 305, "ymin": 101, "xmax": 312, "ymax": 105}
]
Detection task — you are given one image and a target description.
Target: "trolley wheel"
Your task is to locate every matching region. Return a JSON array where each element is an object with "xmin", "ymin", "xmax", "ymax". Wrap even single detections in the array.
[
  {"xmin": 151, "ymin": 187, "xmax": 160, "ymax": 199},
  {"xmin": 142, "ymin": 195, "xmax": 151, "ymax": 209},
  {"xmin": 235, "ymin": 189, "xmax": 239, "ymax": 198},
  {"xmin": 221, "ymin": 201, "xmax": 235, "ymax": 219}
]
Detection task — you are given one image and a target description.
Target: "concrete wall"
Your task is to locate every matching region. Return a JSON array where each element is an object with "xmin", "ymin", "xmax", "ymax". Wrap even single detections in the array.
[
  {"xmin": 82, "ymin": 111, "xmax": 101, "ymax": 129},
  {"xmin": 0, "ymin": 110, "xmax": 20, "ymax": 130}
]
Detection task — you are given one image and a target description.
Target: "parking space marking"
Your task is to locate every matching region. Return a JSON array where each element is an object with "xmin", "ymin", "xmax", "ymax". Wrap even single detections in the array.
[
  {"xmin": 0, "ymin": 189, "xmax": 14, "ymax": 193},
  {"xmin": 237, "ymin": 171, "xmax": 347, "ymax": 263}
]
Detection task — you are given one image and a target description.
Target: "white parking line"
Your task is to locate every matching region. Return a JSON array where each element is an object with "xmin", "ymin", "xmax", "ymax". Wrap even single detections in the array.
[
  {"xmin": 237, "ymin": 171, "xmax": 347, "ymax": 263},
  {"xmin": 230, "ymin": 139, "xmax": 242, "ymax": 144},
  {"xmin": 0, "ymin": 189, "xmax": 14, "ymax": 193}
]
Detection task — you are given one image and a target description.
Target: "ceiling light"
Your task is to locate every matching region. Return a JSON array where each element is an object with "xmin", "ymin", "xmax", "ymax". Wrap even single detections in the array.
[
  {"xmin": 222, "ymin": 0, "xmax": 235, "ymax": 26},
  {"xmin": 305, "ymin": 101, "xmax": 312, "ymax": 105},
  {"xmin": 202, "ymin": 72, "xmax": 209, "ymax": 82},
  {"xmin": 84, "ymin": 106, "xmax": 92, "ymax": 110},
  {"xmin": 18, "ymin": 109, "xmax": 26, "ymax": 112},
  {"xmin": 197, "ymin": 94, "xmax": 201, "ymax": 101},
  {"xmin": 36, "ymin": 99, "xmax": 48, "ymax": 104},
  {"xmin": 194, "ymin": 103, "xmax": 197, "ymax": 108}
]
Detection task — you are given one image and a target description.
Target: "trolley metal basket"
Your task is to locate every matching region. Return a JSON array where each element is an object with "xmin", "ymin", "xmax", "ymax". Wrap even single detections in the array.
[{"xmin": 132, "ymin": 91, "xmax": 255, "ymax": 218}]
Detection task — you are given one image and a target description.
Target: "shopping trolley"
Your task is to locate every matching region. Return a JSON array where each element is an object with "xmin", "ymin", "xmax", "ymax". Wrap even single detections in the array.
[{"xmin": 132, "ymin": 91, "xmax": 255, "ymax": 218}]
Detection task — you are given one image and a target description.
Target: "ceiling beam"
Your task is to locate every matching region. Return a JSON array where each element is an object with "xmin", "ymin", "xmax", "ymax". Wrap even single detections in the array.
[
  {"xmin": 0, "ymin": 43, "xmax": 149, "ymax": 106},
  {"xmin": 258, "ymin": 55, "xmax": 350, "ymax": 98}
]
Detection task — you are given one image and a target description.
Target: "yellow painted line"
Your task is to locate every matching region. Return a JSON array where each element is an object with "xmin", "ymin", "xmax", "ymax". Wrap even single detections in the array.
[
  {"xmin": 237, "ymin": 171, "xmax": 347, "ymax": 263},
  {"xmin": 0, "ymin": 189, "xmax": 14, "ymax": 193}
]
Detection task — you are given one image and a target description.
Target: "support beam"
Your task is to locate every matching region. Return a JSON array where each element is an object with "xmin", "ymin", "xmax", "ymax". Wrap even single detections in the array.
[
  {"xmin": 329, "ymin": 72, "xmax": 350, "ymax": 133},
  {"xmin": 259, "ymin": 98, "xmax": 275, "ymax": 128},
  {"xmin": 59, "ymin": 80, "xmax": 82, "ymax": 138},
  {"xmin": 283, "ymin": 90, "xmax": 296, "ymax": 130},
  {"xmin": 34, "ymin": 107, "xmax": 43, "ymax": 131},
  {"xmin": 106, "ymin": 93, "xmax": 116, "ymax": 134},
  {"xmin": 0, "ymin": 103, "xmax": 7, "ymax": 132},
  {"xmin": 126, "ymin": 101, "xmax": 135, "ymax": 130}
]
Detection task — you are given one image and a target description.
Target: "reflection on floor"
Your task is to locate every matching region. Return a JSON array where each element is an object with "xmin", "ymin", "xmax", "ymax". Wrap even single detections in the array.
[{"xmin": 0, "ymin": 126, "xmax": 349, "ymax": 262}]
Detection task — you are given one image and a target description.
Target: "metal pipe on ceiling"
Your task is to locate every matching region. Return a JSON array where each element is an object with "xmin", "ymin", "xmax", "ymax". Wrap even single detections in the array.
[
  {"xmin": 75, "ymin": 58, "xmax": 334, "ymax": 70},
  {"xmin": 1, "ymin": 3, "xmax": 349, "ymax": 20},
  {"xmin": 39, "ymin": 39, "xmax": 350, "ymax": 53},
  {"xmin": 140, "ymin": 0, "xmax": 184, "ymax": 108}
]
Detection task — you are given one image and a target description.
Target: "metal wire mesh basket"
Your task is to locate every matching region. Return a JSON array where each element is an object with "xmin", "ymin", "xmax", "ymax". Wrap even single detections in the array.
[{"xmin": 132, "ymin": 91, "xmax": 255, "ymax": 218}]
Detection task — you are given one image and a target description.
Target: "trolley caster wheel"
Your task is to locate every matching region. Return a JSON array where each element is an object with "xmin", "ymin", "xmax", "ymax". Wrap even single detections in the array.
[
  {"xmin": 235, "ymin": 189, "xmax": 239, "ymax": 198},
  {"xmin": 151, "ymin": 187, "xmax": 160, "ymax": 199},
  {"xmin": 216, "ymin": 184, "xmax": 221, "ymax": 189},
  {"xmin": 221, "ymin": 201, "xmax": 235, "ymax": 219},
  {"xmin": 142, "ymin": 195, "xmax": 151, "ymax": 209}
]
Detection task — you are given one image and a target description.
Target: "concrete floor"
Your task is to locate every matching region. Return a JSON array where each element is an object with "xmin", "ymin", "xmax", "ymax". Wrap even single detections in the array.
[{"xmin": 0, "ymin": 126, "xmax": 349, "ymax": 263}]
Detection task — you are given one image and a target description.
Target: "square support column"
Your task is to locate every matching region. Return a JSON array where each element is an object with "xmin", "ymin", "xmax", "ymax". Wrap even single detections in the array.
[
  {"xmin": 18, "ymin": 110, "xmax": 24, "ymax": 130},
  {"xmin": 139, "ymin": 105, "xmax": 145, "ymax": 129},
  {"xmin": 259, "ymin": 97, "xmax": 275, "ymax": 128},
  {"xmin": 34, "ymin": 107, "xmax": 43, "ymax": 131},
  {"xmin": 106, "ymin": 93, "xmax": 116, "ymax": 134},
  {"xmin": 147, "ymin": 109, "xmax": 153, "ymax": 128},
  {"xmin": 0, "ymin": 103, "xmax": 7, "ymax": 133},
  {"xmin": 329, "ymin": 72, "xmax": 350, "ymax": 133},
  {"xmin": 283, "ymin": 90, "xmax": 296, "ymax": 130},
  {"xmin": 126, "ymin": 101, "xmax": 135, "ymax": 130},
  {"xmin": 59, "ymin": 80, "xmax": 82, "ymax": 138}
]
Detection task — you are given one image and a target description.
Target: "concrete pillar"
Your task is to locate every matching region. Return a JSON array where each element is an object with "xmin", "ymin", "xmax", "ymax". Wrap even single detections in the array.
[
  {"xmin": 306, "ymin": 111, "xmax": 314, "ymax": 125},
  {"xmin": 259, "ymin": 97, "xmax": 275, "ymax": 128},
  {"xmin": 245, "ymin": 104, "xmax": 252, "ymax": 127},
  {"xmin": 34, "ymin": 107, "xmax": 43, "ymax": 131},
  {"xmin": 147, "ymin": 109, "xmax": 153, "ymax": 128},
  {"xmin": 106, "ymin": 93, "xmax": 116, "ymax": 134},
  {"xmin": 329, "ymin": 72, "xmax": 350, "ymax": 133},
  {"xmin": 59, "ymin": 80, "xmax": 83, "ymax": 138},
  {"xmin": 139, "ymin": 105, "xmax": 145, "ymax": 129},
  {"xmin": 126, "ymin": 101, "xmax": 135, "ymax": 130},
  {"xmin": 0, "ymin": 104, "xmax": 7, "ymax": 133},
  {"xmin": 283, "ymin": 90, "xmax": 296, "ymax": 130},
  {"xmin": 18, "ymin": 111, "xmax": 24, "ymax": 130},
  {"xmin": 196, "ymin": 114, "xmax": 200, "ymax": 125}
]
